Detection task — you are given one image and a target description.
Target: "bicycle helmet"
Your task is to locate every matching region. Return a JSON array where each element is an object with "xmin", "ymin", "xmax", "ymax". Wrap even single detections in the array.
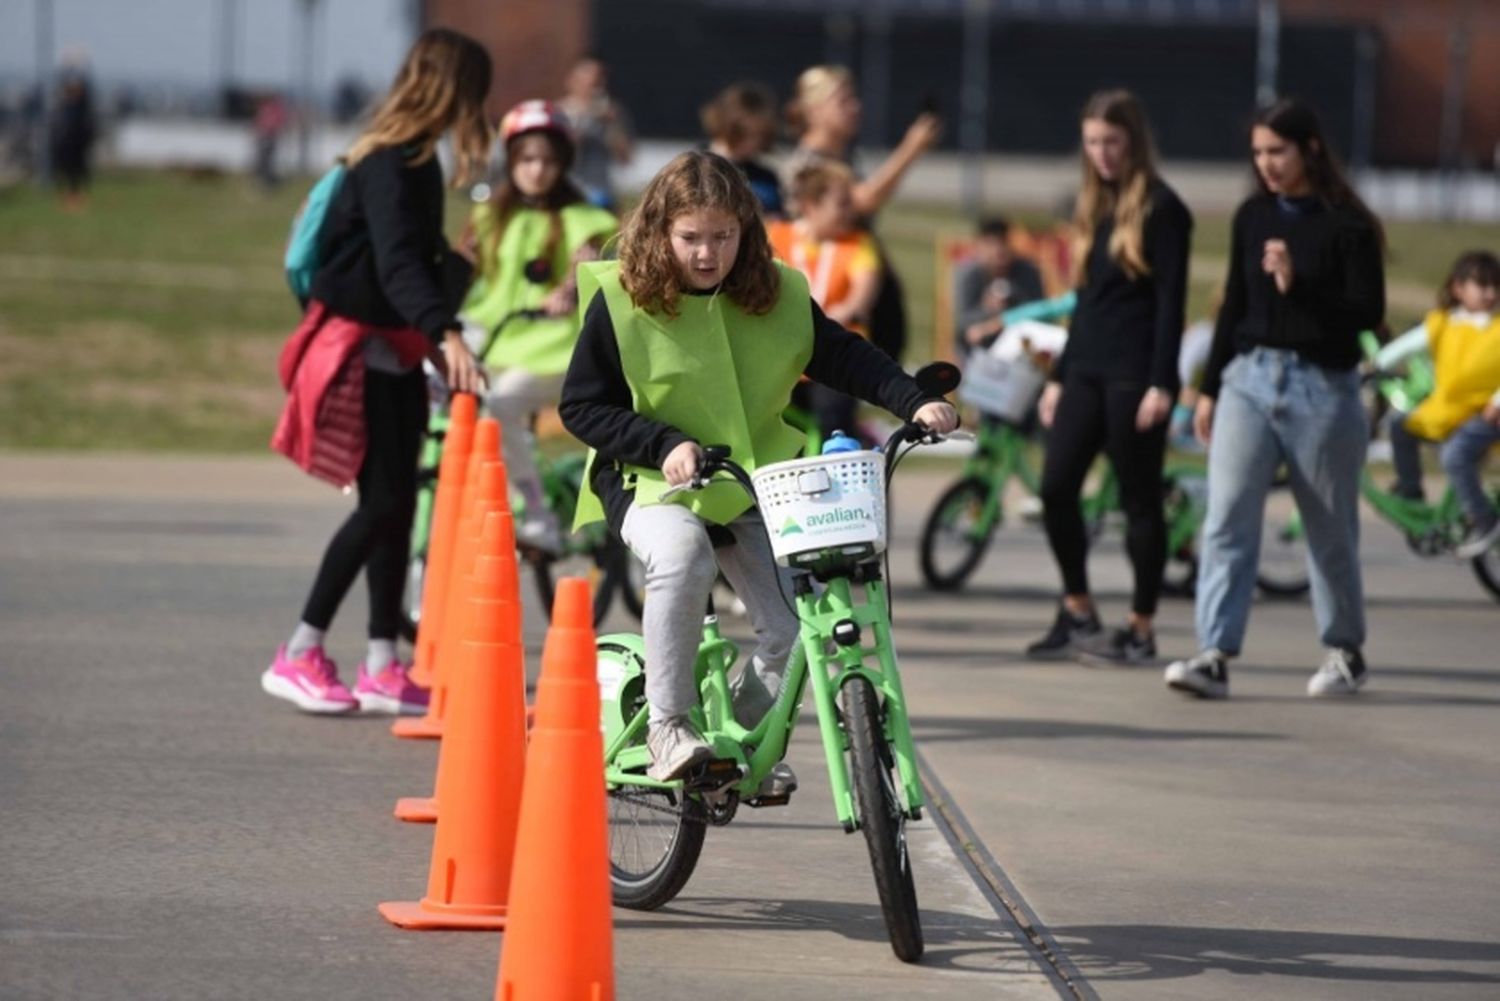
[{"xmin": 500, "ymin": 100, "xmax": 575, "ymax": 161}]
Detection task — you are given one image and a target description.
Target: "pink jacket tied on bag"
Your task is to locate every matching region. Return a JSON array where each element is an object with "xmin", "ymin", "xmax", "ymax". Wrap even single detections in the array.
[{"xmin": 272, "ymin": 301, "xmax": 432, "ymax": 488}]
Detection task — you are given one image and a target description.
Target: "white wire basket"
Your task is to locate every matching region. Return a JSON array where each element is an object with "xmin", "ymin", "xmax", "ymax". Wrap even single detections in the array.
[
  {"xmin": 751, "ymin": 450, "xmax": 887, "ymax": 566},
  {"xmin": 958, "ymin": 352, "xmax": 1046, "ymax": 423}
]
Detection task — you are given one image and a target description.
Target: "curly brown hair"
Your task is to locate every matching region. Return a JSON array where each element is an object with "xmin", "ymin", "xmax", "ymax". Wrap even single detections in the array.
[{"xmin": 617, "ymin": 150, "xmax": 779, "ymax": 317}]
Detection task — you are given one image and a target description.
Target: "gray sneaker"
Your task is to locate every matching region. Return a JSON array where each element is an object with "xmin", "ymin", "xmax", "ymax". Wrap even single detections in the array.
[
  {"xmin": 646, "ymin": 716, "xmax": 715, "ymax": 782},
  {"xmin": 1308, "ymin": 647, "xmax": 1367, "ymax": 697},
  {"xmin": 754, "ymin": 762, "xmax": 798, "ymax": 800},
  {"xmin": 1164, "ymin": 649, "xmax": 1230, "ymax": 699}
]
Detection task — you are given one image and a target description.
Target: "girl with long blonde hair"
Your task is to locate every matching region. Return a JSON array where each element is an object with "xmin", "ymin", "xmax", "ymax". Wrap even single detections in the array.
[
  {"xmin": 265, "ymin": 28, "xmax": 493, "ymax": 717},
  {"xmin": 1029, "ymin": 89, "xmax": 1193, "ymax": 665}
]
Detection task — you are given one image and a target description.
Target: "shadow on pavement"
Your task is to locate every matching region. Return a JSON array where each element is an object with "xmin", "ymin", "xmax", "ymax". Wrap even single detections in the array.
[
  {"xmin": 914, "ymin": 716, "xmax": 1284, "ymax": 743},
  {"xmin": 616, "ymin": 896, "xmax": 1033, "ymax": 975},
  {"xmin": 1051, "ymin": 924, "xmax": 1500, "ymax": 986}
]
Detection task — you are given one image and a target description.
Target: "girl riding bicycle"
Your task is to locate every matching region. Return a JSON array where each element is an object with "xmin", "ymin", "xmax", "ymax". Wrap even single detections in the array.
[
  {"xmin": 461, "ymin": 100, "xmax": 618, "ymax": 552},
  {"xmin": 559, "ymin": 151, "xmax": 956, "ymax": 782},
  {"xmin": 1379, "ymin": 249, "xmax": 1500, "ymax": 557}
]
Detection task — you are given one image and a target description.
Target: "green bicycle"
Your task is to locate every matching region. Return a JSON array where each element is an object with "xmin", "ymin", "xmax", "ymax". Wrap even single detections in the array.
[
  {"xmin": 597, "ymin": 363, "xmax": 964, "ymax": 963},
  {"xmin": 401, "ymin": 310, "xmax": 630, "ymax": 637},
  {"xmin": 918, "ymin": 416, "xmax": 1311, "ymax": 597},
  {"xmin": 1264, "ymin": 336, "xmax": 1500, "ymax": 600}
]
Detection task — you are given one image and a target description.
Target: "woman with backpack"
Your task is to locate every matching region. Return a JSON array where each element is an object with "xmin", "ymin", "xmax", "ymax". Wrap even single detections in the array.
[{"xmin": 266, "ymin": 28, "xmax": 491, "ymax": 715}]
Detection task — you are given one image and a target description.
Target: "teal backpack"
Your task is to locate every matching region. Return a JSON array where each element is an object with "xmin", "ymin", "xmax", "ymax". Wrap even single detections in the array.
[{"xmin": 284, "ymin": 163, "xmax": 347, "ymax": 302}]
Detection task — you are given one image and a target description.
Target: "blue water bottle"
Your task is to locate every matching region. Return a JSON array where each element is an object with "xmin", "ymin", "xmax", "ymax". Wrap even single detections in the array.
[{"xmin": 821, "ymin": 431, "xmax": 862, "ymax": 455}]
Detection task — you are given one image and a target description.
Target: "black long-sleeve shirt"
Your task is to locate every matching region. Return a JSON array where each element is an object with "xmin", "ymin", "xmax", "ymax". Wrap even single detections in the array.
[
  {"xmin": 1055, "ymin": 179, "xmax": 1193, "ymax": 393},
  {"xmin": 560, "ymin": 289, "xmax": 933, "ymax": 530},
  {"xmin": 309, "ymin": 145, "xmax": 471, "ymax": 342},
  {"xmin": 1200, "ymin": 193, "xmax": 1385, "ymax": 399}
]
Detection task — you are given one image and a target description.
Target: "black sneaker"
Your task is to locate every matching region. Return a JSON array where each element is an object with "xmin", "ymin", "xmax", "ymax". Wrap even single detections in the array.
[
  {"xmin": 1026, "ymin": 605, "xmax": 1102, "ymax": 659},
  {"xmin": 1078, "ymin": 625, "xmax": 1157, "ymax": 666},
  {"xmin": 1164, "ymin": 649, "xmax": 1230, "ymax": 699}
]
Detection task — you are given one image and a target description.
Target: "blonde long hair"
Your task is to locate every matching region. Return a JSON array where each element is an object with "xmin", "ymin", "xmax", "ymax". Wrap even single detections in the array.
[
  {"xmin": 346, "ymin": 28, "xmax": 492, "ymax": 187},
  {"xmin": 618, "ymin": 151, "xmax": 779, "ymax": 318},
  {"xmin": 1073, "ymin": 89, "xmax": 1159, "ymax": 282},
  {"xmin": 785, "ymin": 65, "xmax": 853, "ymax": 137}
]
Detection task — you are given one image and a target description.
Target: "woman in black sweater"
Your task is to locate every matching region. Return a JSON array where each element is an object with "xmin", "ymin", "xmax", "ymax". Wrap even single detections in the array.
[
  {"xmin": 1028, "ymin": 90, "xmax": 1192, "ymax": 663},
  {"xmin": 1165, "ymin": 99, "xmax": 1385, "ymax": 700},
  {"xmin": 263, "ymin": 29, "xmax": 490, "ymax": 716}
]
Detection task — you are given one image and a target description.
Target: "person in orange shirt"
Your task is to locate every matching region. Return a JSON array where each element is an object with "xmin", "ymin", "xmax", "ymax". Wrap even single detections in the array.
[{"xmin": 769, "ymin": 160, "xmax": 883, "ymax": 439}]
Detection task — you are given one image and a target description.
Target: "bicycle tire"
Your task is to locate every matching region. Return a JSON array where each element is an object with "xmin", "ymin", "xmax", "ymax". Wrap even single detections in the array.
[
  {"xmin": 1472, "ymin": 549, "xmax": 1500, "ymax": 601},
  {"xmin": 842, "ymin": 676, "xmax": 924, "ymax": 963},
  {"xmin": 918, "ymin": 477, "xmax": 996, "ymax": 591},
  {"xmin": 529, "ymin": 544, "xmax": 617, "ymax": 627},
  {"xmin": 1256, "ymin": 478, "xmax": 1311, "ymax": 597},
  {"xmin": 601, "ymin": 644, "xmax": 708, "ymax": 910}
]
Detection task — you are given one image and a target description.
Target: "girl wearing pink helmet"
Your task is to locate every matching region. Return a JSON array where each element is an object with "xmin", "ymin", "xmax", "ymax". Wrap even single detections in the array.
[{"xmin": 461, "ymin": 100, "xmax": 618, "ymax": 550}]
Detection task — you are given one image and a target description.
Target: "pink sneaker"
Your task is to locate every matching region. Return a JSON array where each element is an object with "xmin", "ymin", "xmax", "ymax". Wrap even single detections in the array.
[
  {"xmin": 353, "ymin": 661, "xmax": 430, "ymax": 715},
  {"xmin": 261, "ymin": 645, "xmax": 357, "ymax": 714}
]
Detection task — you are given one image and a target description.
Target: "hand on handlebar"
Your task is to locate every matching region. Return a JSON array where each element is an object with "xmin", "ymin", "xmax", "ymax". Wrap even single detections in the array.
[
  {"xmin": 661, "ymin": 440, "xmax": 705, "ymax": 487},
  {"xmin": 913, "ymin": 401, "xmax": 959, "ymax": 436}
]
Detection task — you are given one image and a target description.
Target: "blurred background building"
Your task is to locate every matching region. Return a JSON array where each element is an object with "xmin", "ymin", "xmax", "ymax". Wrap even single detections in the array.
[{"xmin": 1, "ymin": 0, "xmax": 1496, "ymax": 214}]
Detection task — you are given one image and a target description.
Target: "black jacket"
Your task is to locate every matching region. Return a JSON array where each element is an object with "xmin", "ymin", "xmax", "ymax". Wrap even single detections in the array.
[
  {"xmin": 1055, "ymin": 179, "xmax": 1193, "ymax": 393},
  {"xmin": 309, "ymin": 146, "xmax": 471, "ymax": 342},
  {"xmin": 1201, "ymin": 194, "xmax": 1385, "ymax": 398},
  {"xmin": 559, "ymin": 289, "xmax": 933, "ymax": 531}
]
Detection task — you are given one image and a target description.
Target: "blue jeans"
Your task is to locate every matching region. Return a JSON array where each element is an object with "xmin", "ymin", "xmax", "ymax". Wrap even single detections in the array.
[
  {"xmin": 1196, "ymin": 349, "xmax": 1368, "ymax": 656},
  {"xmin": 1441, "ymin": 416, "xmax": 1500, "ymax": 530}
]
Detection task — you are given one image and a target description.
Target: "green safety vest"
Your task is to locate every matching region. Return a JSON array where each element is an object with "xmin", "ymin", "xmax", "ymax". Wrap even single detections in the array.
[
  {"xmin": 573, "ymin": 260, "xmax": 814, "ymax": 529},
  {"xmin": 461, "ymin": 203, "xmax": 618, "ymax": 375}
]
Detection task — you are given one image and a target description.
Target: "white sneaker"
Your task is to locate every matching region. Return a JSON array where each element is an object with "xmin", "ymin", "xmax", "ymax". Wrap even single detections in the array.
[
  {"xmin": 1308, "ymin": 647, "xmax": 1367, "ymax": 697},
  {"xmin": 1455, "ymin": 520, "xmax": 1500, "ymax": 559},
  {"xmin": 1164, "ymin": 649, "xmax": 1230, "ymax": 699},
  {"xmin": 646, "ymin": 716, "xmax": 715, "ymax": 782},
  {"xmin": 516, "ymin": 516, "xmax": 563, "ymax": 555}
]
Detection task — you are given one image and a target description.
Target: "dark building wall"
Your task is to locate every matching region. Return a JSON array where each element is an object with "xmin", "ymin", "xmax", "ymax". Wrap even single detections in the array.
[{"xmin": 592, "ymin": 2, "xmax": 1366, "ymax": 162}]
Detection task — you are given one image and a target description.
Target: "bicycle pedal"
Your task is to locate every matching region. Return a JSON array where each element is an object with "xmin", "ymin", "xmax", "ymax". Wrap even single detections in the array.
[
  {"xmin": 683, "ymin": 757, "xmax": 741, "ymax": 790},
  {"xmin": 745, "ymin": 793, "xmax": 792, "ymax": 808}
]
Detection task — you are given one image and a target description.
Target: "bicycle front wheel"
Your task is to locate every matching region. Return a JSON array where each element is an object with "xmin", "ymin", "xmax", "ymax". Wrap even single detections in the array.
[
  {"xmin": 842, "ymin": 676, "xmax": 923, "ymax": 962},
  {"xmin": 1257, "ymin": 478, "xmax": 1311, "ymax": 597},
  {"xmin": 918, "ymin": 477, "xmax": 996, "ymax": 591}
]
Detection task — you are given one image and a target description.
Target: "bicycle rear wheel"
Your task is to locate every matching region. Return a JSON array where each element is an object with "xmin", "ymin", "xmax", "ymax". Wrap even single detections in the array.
[
  {"xmin": 918, "ymin": 477, "xmax": 996, "ymax": 591},
  {"xmin": 608, "ymin": 786, "xmax": 707, "ymax": 910},
  {"xmin": 1257, "ymin": 477, "xmax": 1311, "ymax": 597},
  {"xmin": 842, "ymin": 676, "xmax": 923, "ymax": 962}
]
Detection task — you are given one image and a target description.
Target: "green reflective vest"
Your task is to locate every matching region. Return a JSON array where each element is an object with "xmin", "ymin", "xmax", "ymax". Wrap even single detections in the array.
[
  {"xmin": 573, "ymin": 260, "xmax": 814, "ymax": 528},
  {"xmin": 461, "ymin": 203, "xmax": 618, "ymax": 375}
]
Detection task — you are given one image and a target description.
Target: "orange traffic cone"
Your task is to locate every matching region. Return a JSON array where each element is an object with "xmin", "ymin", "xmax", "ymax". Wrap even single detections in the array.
[
  {"xmin": 394, "ymin": 450, "xmax": 509, "ymax": 743},
  {"xmin": 494, "ymin": 578, "xmax": 613, "ymax": 999},
  {"xmin": 395, "ymin": 475, "xmax": 522, "ymax": 822},
  {"xmin": 379, "ymin": 512, "xmax": 528, "ymax": 930},
  {"xmin": 410, "ymin": 393, "xmax": 478, "ymax": 688}
]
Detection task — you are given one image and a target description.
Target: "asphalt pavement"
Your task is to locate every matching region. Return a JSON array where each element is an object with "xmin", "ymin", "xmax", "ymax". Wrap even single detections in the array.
[{"xmin": 2, "ymin": 453, "xmax": 1498, "ymax": 1000}]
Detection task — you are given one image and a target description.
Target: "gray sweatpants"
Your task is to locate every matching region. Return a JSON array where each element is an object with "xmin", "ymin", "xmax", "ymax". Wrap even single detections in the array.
[{"xmin": 620, "ymin": 502, "xmax": 801, "ymax": 723}]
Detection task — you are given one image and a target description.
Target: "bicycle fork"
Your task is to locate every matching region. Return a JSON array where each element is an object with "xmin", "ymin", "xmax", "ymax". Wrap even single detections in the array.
[{"xmin": 796, "ymin": 573, "xmax": 924, "ymax": 833}]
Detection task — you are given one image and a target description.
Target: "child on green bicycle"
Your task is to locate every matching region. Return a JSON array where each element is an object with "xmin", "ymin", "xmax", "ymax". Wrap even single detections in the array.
[
  {"xmin": 559, "ymin": 151, "xmax": 956, "ymax": 781},
  {"xmin": 461, "ymin": 100, "xmax": 617, "ymax": 552},
  {"xmin": 1378, "ymin": 250, "xmax": 1500, "ymax": 557}
]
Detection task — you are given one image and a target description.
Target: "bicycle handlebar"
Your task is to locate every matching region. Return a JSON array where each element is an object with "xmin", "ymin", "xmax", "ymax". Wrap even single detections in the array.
[{"xmin": 658, "ymin": 424, "xmax": 970, "ymax": 503}]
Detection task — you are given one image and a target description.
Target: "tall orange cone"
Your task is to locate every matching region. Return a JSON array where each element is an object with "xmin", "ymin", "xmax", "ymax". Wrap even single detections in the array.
[
  {"xmin": 394, "ymin": 450, "xmax": 510, "ymax": 742},
  {"xmin": 494, "ymin": 578, "xmax": 613, "ymax": 999},
  {"xmin": 380, "ymin": 512, "xmax": 528, "ymax": 930},
  {"xmin": 410, "ymin": 393, "xmax": 478, "ymax": 688},
  {"xmin": 395, "ymin": 473, "xmax": 522, "ymax": 822}
]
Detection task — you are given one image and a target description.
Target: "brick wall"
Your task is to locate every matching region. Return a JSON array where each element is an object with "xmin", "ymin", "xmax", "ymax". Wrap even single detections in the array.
[{"xmin": 422, "ymin": 0, "xmax": 591, "ymax": 117}]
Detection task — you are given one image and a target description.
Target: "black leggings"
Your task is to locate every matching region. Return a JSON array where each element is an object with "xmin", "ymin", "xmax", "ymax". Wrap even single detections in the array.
[
  {"xmin": 1040, "ymin": 376, "xmax": 1168, "ymax": 617},
  {"xmin": 300, "ymin": 368, "xmax": 427, "ymax": 639}
]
